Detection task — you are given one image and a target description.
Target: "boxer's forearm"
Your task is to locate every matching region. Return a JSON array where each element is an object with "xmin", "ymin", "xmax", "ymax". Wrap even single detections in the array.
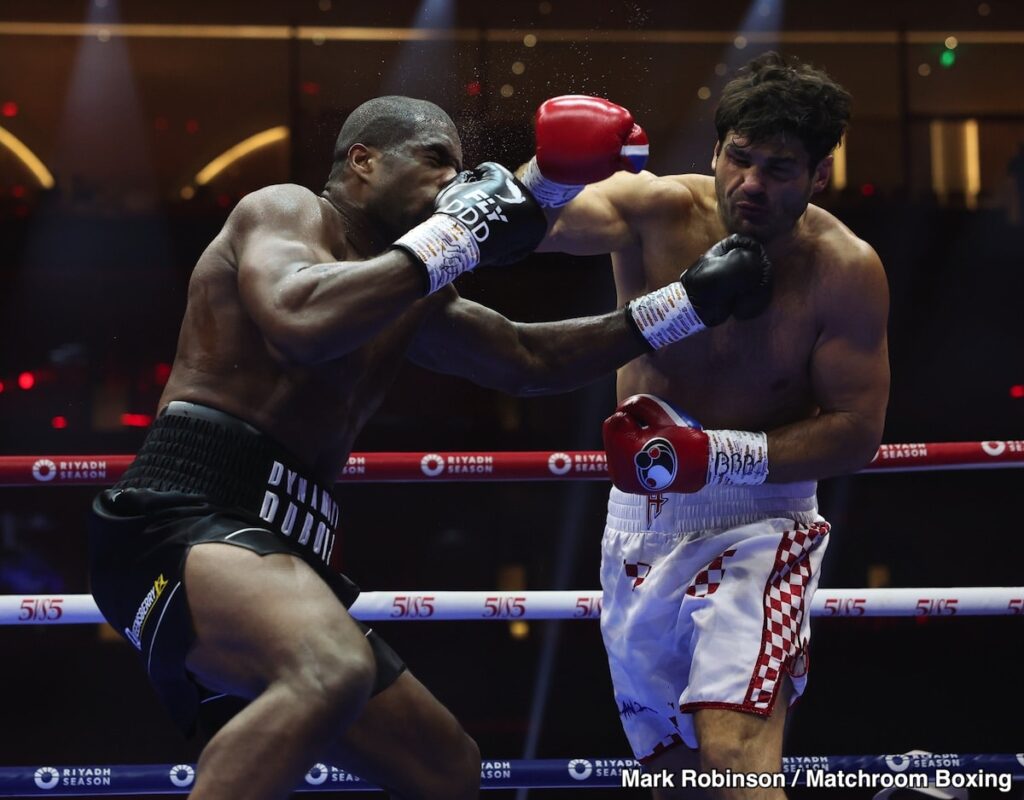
[
  {"xmin": 409, "ymin": 294, "xmax": 650, "ymax": 395},
  {"xmin": 511, "ymin": 312, "xmax": 649, "ymax": 395},
  {"xmin": 764, "ymin": 410, "xmax": 884, "ymax": 482}
]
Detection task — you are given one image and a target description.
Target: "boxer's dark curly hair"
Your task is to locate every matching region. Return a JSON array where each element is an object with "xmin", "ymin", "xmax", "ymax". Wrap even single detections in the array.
[
  {"xmin": 330, "ymin": 96, "xmax": 457, "ymax": 178},
  {"xmin": 715, "ymin": 52, "xmax": 851, "ymax": 167}
]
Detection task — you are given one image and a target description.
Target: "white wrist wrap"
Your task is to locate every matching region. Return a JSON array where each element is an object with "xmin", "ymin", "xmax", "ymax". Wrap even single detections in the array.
[
  {"xmin": 628, "ymin": 283, "xmax": 706, "ymax": 349},
  {"xmin": 520, "ymin": 156, "xmax": 584, "ymax": 208},
  {"xmin": 705, "ymin": 430, "xmax": 769, "ymax": 486},
  {"xmin": 395, "ymin": 214, "xmax": 480, "ymax": 295}
]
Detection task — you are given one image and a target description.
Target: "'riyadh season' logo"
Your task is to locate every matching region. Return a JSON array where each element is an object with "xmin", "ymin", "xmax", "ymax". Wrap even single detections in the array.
[
  {"xmin": 169, "ymin": 765, "xmax": 195, "ymax": 788},
  {"xmin": 32, "ymin": 459, "xmax": 57, "ymax": 482},
  {"xmin": 420, "ymin": 454, "xmax": 444, "ymax": 477},
  {"xmin": 548, "ymin": 452, "xmax": 572, "ymax": 475},
  {"xmin": 567, "ymin": 759, "xmax": 593, "ymax": 781},
  {"xmin": 34, "ymin": 768, "xmax": 60, "ymax": 790},
  {"xmin": 305, "ymin": 764, "xmax": 329, "ymax": 786}
]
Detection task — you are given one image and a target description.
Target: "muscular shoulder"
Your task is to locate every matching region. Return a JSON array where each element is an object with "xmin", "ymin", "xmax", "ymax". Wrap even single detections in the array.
[
  {"xmin": 810, "ymin": 206, "xmax": 884, "ymax": 279},
  {"xmin": 229, "ymin": 184, "xmax": 324, "ymax": 236},
  {"xmin": 598, "ymin": 170, "xmax": 707, "ymax": 223},
  {"xmin": 805, "ymin": 205, "xmax": 888, "ymax": 322}
]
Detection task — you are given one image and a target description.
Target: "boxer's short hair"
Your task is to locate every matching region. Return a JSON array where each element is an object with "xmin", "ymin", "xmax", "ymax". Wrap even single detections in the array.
[
  {"xmin": 715, "ymin": 52, "xmax": 851, "ymax": 167},
  {"xmin": 331, "ymin": 96, "xmax": 456, "ymax": 173}
]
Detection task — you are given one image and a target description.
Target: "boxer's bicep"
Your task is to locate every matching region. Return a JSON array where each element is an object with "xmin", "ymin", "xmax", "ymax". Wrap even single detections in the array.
[
  {"xmin": 762, "ymin": 247, "xmax": 889, "ymax": 482},
  {"xmin": 237, "ymin": 227, "xmax": 324, "ymax": 353},
  {"xmin": 810, "ymin": 251, "xmax": 890, "ymax": 440},
  {"xmin": 537, "ymin": 171, "xmax": 657, "ymax": 255}
]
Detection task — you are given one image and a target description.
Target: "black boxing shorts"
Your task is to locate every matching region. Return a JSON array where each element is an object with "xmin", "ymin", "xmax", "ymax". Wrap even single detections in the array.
[{"xmin": 87, "ymin": 401, "xmax": 406, "ymax": 735}]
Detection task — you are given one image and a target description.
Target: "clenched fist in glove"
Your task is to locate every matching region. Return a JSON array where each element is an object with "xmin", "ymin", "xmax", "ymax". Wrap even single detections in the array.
[
  {"xmin": 603, "ymin": 394, "xmax": 769, "ymax": 494},
  {"xmin": 394, "ymin": 162, "xmax": 547, "ymax": 294},
  {"xmin": 626, "ymin": 235, "xmax": 773, "ymax": 350},
  {"xmin": 520, "ymin": 95, "xmax": 649, "ymax": 208}
]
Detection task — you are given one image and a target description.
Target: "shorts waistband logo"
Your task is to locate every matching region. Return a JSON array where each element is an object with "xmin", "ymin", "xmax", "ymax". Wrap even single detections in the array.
[{"xmin": 259, "ymin": 460, "xmax": 339, "ymax": 565}]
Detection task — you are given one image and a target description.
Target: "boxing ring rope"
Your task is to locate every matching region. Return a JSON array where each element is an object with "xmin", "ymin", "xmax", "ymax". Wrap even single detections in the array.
[
  {"xmin": 4, "ymin": 587, "xmax": 1024, "ymax": 625},
  {"xmin": 1, "ymin": 754, "xmax": 1022, "ymax": 795},
  {"xmin": 1, "ymin": 440, "xmax": 1022, "ymax": 486}
]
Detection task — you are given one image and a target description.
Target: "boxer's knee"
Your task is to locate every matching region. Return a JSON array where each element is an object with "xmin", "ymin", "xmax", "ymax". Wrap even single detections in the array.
[
  {"xmin": 416, "ymin": 720, "xmax": 480, "ymax": 800},
  {"xmin": 698, "ymin": 732, "xmax": 751, "ymax": 775},
  {"xmin": 440, "ymin": 731, "xmax": 481, "ymax": 800},
  {"xmin": 696, "ymin": 708, "xmax": 783, "ymax": 776},
  {"xmin": 276, "ymin": 634, "xmax": 376, "ymax": 723}
]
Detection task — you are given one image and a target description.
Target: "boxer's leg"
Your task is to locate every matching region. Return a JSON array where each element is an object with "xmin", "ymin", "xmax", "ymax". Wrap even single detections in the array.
[
  {"xmin": 667, "ymin": 520, "xmax": 828, "ymax": 800},
  {"xmin": 692, "ymin": 682, "xmax": 791, "ymax": 800},
  {"xmin": 642, "ymin": 685, "xmax": 789, "ymax": 800},
  {"xmin": 321, "ymin": 669, "xmax": 480, "ymax": 800},
  {"xmin": 183, "ymin": 543, "xmax": 376, "ymax": 800},
  {"xmin": 646, "ymin": 744, "xmax": 708, "ymax": 800}
]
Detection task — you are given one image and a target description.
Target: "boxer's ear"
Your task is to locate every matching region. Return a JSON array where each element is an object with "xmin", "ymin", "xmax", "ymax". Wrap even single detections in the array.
[
  {"xmin": 348, "ymin": 143, "xmax": 375, "ymax": 179},
  {"xmin": 811, "ymin": 154, "xmax": 833, "ymax": 195}
]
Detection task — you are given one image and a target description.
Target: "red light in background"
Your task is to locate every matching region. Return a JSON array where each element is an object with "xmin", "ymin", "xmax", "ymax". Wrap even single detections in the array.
[
  {"xmin": 154, "ymin": 116, "xmax": 169, "ymax": 131},
  {"xmin": 1010, "ymin": 385, "xmax": 1024, "ymax": 399},
  {"xmin": 216, "ymin": 193, "xmax": 232, "ymax": 208},
  {"xmin": 466, "ymin": 81, "xmax": 481, "ymax": 96},
  {"xmin": 860, "ymin": 183, "xmax": 876, "ymax": 197},
  {"xmin": 121, "ymin": 413, "xmax": 154, "ymax": 427},
  {"xmin": 301, "ymin": 81, "xmax": 321, "ymax": 96},
  {"xmin": 17, "ymin": 371, "xmax": 35, "ymax": 390},
  {"xmin": 51, "ymin": 416, "xmax": 68, "ymax": 429},
  {"xmin": 0, "ymin": 380, "xmax": 5, "ymax": 393},
  {"xmin": 1, "ymin": 101, "xmax": 17, "ymax": 117},
  {"xmin": 185, "ymin": 119, "xmax": 200, "ymax": 134},
  {"xmin": 154, "ymin": 362, "xmax": 172, "ymax": 385},
  {"xmin": 11, "ymin": 185, "xmax": 25, "ymax": 198}
]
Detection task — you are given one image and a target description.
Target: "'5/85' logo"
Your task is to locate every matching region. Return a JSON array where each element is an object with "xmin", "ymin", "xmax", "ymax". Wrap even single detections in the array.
[
  {"xmin": 19, "ymin": 598, "xmax": 63, "ymax": 621},
  {"xmin": 484, "ymin": 596, "xmax": 525, "ymax": 618}
]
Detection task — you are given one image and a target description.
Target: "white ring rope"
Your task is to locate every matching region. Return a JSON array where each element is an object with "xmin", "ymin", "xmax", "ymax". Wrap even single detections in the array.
[{"xmin": 4, "ymin": 587, "xmax": 1022, "ymax": 625}]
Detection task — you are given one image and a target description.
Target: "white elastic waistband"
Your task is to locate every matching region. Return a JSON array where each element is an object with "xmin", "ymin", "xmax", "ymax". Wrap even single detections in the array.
[{"xmin": 607, "ymin": 482, "xmax": 819, "ymax": 534}]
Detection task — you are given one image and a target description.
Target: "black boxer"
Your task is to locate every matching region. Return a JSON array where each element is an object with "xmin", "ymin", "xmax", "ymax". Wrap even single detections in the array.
[{"xmin": 87, "ymin": 401, "xmax": 405, "ymax": 734}]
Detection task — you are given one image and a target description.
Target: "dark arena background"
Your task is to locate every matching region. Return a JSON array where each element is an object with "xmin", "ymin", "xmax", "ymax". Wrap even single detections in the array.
[{"xmin": 1, "ymin": 1, "xmax": 1023, "ymax": 798}]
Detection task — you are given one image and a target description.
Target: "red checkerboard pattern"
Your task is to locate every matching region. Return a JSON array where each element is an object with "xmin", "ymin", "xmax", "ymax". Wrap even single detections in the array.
[
  {"xmin": 623, "ymin": 560, "xmax": 653, "ymax": 590},
  {"xmin": 685, "ymin": 547, "xmax": 738, "ymax": 598},
  {"xmin": 745, "ymin": 522, "xmax": 830, "ymax": 711},
  {"xmin": 639, "ymin": 731, "xmax": 685, "ymax": 765}
]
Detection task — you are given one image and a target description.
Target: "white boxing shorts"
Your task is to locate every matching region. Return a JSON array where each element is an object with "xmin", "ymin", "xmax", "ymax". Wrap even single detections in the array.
[{"xmin": 599, "ymin": 482, "xmax": 829, "ymax": 760}]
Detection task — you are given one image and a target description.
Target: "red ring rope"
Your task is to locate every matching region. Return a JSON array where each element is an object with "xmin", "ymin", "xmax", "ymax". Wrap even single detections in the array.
[{"xmin": 0, "ymin": 441, "xmax": 1020, "ymax": 487}]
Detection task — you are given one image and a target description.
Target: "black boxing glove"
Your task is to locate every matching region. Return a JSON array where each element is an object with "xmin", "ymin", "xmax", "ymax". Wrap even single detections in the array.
[
  {"xmin": 627, "ymin": 234, "xmax": 773, "ymax": 349},
  {"xmin": 393, "ymin": 162, "xmax": 548, "ymax": 294}
]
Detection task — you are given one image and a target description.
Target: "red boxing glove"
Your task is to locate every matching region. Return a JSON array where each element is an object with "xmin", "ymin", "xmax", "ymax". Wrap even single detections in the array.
[
  {"xmin": 521, "ymin": 95, "xmax": 648, "ymax": 207},
  {"xmin": 536, "ymin": 95, "xmax": 648, "ymax": 182},
  {"xmin": 603, "ymin": 395, "xmax": 770, "ymax": 494},
  {"xmin": 603, "ymin": 395, "xmax": 709, "ymax": 493}
]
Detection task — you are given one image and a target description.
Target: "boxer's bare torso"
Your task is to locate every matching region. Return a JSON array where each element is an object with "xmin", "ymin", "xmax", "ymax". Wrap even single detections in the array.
[
  {"xmin": 160, "ymin": 185, "xmax": 444, "ymax": 482},
  {"xmin": 611, "ymin": 173, "xmax": 868, "ymax": 431},
  {"xmin": 542, "ymin": 159, "xmax": 889, "ymax": 482}
]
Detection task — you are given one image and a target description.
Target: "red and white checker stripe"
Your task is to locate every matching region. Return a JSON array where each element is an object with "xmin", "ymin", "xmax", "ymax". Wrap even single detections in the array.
[
  {"xmin": 685, "ymin": 548, "xmax": 737, "ymax": 598},
  {"xmin": 747, "ymin": 522, "xmax": 830, "ymax": 711}
]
